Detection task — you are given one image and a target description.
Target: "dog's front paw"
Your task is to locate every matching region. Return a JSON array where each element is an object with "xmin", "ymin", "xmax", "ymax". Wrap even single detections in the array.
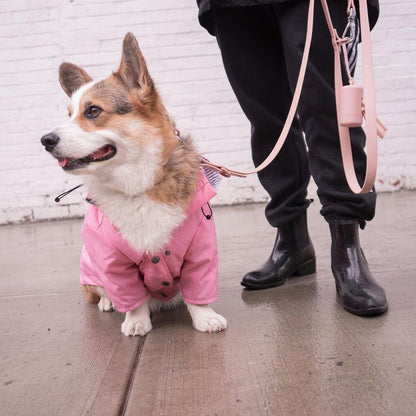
[
  {"xmin": 98, "ymin": 296, "xmax": 115, "ymax": 312},
  {"xmin": 194, "ymin": 313, "xmax": 227, "ymax": 333},
  {"xmin": 121, "ymin": 299, "xmax": 152, "ymax": 337},
  {"xmin": 186, "ymin": 304, "xmax": 227, "ymax": 333},
  {"xmin": 121, "ymin": 316, "xmax": 152, "ymax": 337},
  {"xmin": 193, "ymin": 313, "xmax": 227, "ymax": 333}
]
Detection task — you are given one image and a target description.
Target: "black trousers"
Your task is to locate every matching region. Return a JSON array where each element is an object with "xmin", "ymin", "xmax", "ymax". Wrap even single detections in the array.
[{"xmin": 211, "ymin": 0, "xmax": 376, "ymax": 228}]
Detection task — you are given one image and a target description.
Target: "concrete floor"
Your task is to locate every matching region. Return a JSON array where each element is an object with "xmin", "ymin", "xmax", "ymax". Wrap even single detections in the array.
[{"xmin": 1, "ymin": 191, "xmax": 415, "ymax": 416}]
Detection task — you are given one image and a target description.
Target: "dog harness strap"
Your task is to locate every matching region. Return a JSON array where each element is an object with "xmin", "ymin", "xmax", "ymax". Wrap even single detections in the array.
[{"xmin": 54, "ymin": 183, "xmax": 83, "ymax": 202}]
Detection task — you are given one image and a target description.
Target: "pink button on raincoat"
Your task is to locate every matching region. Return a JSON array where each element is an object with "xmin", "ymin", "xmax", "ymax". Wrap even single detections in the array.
[{"xmin": 80, "ymin": 172, "xmax": 218, "ymax": 313}]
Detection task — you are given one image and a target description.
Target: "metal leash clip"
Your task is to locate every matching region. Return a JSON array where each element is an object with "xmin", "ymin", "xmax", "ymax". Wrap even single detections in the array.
[{"xmin": 342, "ymin": 7, "xmax": 357, "ymax": 45}]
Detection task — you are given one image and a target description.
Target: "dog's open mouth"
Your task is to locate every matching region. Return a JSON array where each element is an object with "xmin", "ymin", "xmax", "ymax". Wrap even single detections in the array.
[{"xmin": 57, "ymin": 145, "xmax": 117, "ymax": 171}]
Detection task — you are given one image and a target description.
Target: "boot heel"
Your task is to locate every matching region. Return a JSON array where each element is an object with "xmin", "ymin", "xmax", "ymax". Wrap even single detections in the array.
[
  {"xmin": 335, "ymin": 280, "xmax": 340, "ymax": 294},
  {"xmin": 294, "ymin": 258, "xmax": 316, "ymax": 276}
]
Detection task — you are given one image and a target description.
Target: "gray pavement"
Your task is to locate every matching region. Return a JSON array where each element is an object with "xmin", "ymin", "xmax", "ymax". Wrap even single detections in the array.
[{"xmin": 1, "ymin": 191, "xmax": 415, "ymax": 416}]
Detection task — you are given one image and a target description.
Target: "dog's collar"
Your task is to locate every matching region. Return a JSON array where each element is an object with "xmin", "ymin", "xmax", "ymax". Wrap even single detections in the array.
[{"xmin": 85, "ymin": 197, "xmax": 97, "ymax": 206}]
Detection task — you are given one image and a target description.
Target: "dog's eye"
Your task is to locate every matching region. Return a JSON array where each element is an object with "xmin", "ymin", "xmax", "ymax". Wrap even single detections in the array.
[{"xmin": 84, "ymin": 105, "xmax": 103, "ymax": 119}]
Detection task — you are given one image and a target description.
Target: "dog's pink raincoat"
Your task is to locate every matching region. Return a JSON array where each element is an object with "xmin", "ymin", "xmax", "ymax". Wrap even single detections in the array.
[{"xmin": 79, "ymin": 172, "xmax": 218, "ymax": 313}]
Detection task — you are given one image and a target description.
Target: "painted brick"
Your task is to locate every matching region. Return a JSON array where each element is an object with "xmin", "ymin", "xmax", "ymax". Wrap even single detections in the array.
[{"xmin": 0, "ymin": 0, "xmax": 415, "ymax": 224}]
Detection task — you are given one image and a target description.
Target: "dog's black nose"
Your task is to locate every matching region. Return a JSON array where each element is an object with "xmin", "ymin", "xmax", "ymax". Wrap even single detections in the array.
[{"xmin": 41, "ymin": 132, "xmax": 60, "ymax": 152}]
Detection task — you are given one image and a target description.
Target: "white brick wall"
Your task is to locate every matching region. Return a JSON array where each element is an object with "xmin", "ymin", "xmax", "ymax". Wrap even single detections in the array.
[{"xmin": 0, "ymin": 0, "xmax": 414, "ymax": 224}]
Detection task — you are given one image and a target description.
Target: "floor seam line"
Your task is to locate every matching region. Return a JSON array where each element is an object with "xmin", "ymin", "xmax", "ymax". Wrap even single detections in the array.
[{"xmin": 118, "ymin": 336, "xmax": 147, "ymax": 416}]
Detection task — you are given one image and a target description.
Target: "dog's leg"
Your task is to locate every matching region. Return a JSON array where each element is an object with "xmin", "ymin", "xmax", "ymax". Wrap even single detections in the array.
[
  {"xmin": 81, "ymin": 284, "xmax": 115, "ymax": 312},
  {"xmin": 121, "ymin": 298, "xmax": 152, "ymax": 337},
  {"xmin": 185, "ymin": 303, "xmax": 227, "ymax": 333},
  {"xmin": 96, "ymin": 286, "xmax": 115, "ymax": 312}
]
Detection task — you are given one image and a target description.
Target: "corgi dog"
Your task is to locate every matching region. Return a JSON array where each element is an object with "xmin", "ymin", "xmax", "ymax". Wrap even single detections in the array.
[{"xmin": 41, "ymin": 33, "xmax": 227, "ymax": 336}]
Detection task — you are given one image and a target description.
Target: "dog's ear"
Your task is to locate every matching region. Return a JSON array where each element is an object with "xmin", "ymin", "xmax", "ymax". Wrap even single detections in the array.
[
  {"xmin": 117, "ymin": 32, "xmax": 153, "ymax": 94},
  {"xmin": 59, "ymin": 63, "xmax": 92, "ymax": 97}
]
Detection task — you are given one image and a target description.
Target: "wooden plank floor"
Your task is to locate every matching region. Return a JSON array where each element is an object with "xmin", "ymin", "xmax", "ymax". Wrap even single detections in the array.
[{"xmin": 1, "ymin": 191, "xmax": 415, "ymax": 415}]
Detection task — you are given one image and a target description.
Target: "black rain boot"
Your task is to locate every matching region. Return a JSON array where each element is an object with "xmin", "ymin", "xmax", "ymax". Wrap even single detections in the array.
[
  {"xmin": 329, "ymin": 220, "xmax": 388, "ymax": 316},
  {"xmin": 241, "ymin": 211, "xmax": 316, "ymax": 289}
]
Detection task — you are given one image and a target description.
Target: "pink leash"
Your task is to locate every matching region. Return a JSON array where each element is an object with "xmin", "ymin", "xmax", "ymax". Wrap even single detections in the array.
[{"xmin": 200, "ymin": 0, "xmax": 386, "ymax": 194}]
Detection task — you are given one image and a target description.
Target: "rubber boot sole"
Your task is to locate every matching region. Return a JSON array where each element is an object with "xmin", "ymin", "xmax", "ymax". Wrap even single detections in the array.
[{"xmin": 241, "ymin": 258, "xmax": 316, "ymax": 290}]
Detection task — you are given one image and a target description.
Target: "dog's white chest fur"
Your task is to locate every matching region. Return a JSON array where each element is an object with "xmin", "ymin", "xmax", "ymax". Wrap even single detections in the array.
[{"xmin": 90, "ymin": 189, "xmax": 186, "ymax": 254}]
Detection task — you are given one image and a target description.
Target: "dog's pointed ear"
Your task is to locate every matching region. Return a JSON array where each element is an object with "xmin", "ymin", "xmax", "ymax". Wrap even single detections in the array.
[
  {"xmin": 117, "ymin": 32, "xmax": 153, "ymax": 93},
  {"xmin": 59, "ymin": 63, "xmax": 92, "ymax": 97}
]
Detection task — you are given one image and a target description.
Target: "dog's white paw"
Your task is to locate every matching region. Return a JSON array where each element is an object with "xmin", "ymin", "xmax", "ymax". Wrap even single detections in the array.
[
  {"xmin": 193, "ymin": 313, "xmax": 227, "ymax": 333},
  {"xmin": 98, "ymin": 296, "xmax": 115, "ymax": 312},
  {"xmin": 186, "ymin": 303, "xmax": 227, "ymax": 333},
  {"xmin": 121, "ymin": 299, "xmax": 152, "ymax": 337},
  {"xmin": 121, "ymin": 316, "xmax": 152, "ymax": 337}
]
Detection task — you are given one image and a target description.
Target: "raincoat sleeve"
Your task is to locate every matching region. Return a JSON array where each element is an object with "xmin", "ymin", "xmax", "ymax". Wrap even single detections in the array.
[
  {"xmin": 81, "ymin": 224, "xmax": 149, "ymax": 313},
  {"xmin": 180, "ymin": 210, "xmax": 218, "ymax": 305}
]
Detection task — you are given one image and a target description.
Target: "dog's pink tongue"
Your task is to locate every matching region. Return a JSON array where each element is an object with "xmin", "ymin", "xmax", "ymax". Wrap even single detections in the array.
[{"xmin": 58, "ymin": 157, "xmax": 68, "ymax": 167}]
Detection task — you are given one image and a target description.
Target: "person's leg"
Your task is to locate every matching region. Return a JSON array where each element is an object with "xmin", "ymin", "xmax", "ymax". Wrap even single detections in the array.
[
  {"xmin": 275, "ymin": 0, "xmax": 375, "ymax": 225},
  {"xmin": 275, "ymin": 0, "xmax": 387, "ymax": 315},
  {"xmin": 211, "ymin": 5, "xmax": 310, "ymax": 227},
  {"xmin": 211, "ymin": 6, "xmax": 316, "ymax": 289}
]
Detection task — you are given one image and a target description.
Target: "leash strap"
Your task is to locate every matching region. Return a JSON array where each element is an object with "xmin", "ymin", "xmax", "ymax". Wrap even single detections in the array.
[
  {"xmin": 201, "ymin": 0, "xmax": 386, "ymax": 194},
  {"xmin": 201, "ymin": 0, "xmax": 315, "ymax": 180}
]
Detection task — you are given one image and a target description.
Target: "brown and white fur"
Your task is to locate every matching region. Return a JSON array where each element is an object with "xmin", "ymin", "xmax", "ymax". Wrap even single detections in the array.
[{"xmin": 42, "ymin": 33, "xmax": 226, "ymax": 336}]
